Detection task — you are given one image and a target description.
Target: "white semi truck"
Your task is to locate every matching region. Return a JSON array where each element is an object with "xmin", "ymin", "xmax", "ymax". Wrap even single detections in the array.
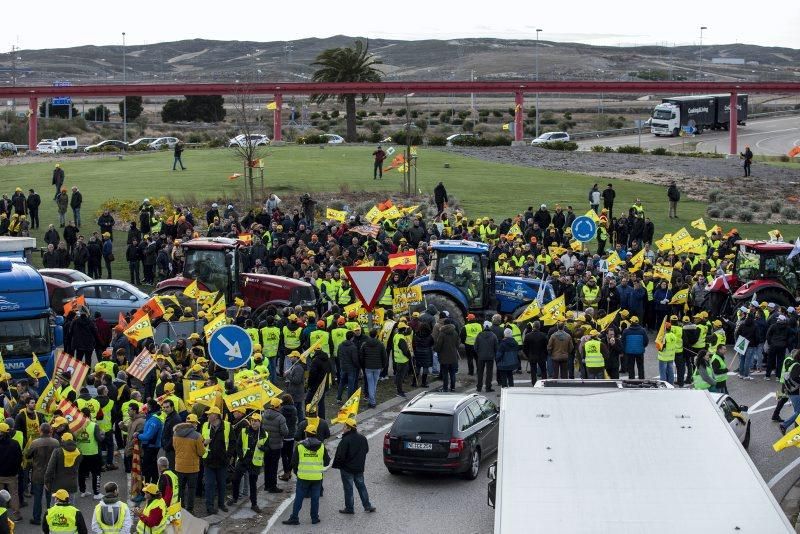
[
  {"xmin": 488, "ymin": 387, "xmax": 792, "ymax": 533},
  {"xmin": 650, "ymin": 94, "xmax": 748, "ymax": 136}
]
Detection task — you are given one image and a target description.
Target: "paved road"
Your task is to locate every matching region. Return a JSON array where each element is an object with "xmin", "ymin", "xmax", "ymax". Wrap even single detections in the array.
[
  {"xmin": 577, "ymin": 115, "xmax": 800, "ymax": 156},
  {"xmin": 261, "ymin": 343, "xmax": 800, "ymax": 533}
]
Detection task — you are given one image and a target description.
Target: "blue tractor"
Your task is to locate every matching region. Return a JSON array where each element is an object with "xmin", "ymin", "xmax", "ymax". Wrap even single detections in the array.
[{"xmin": 409, "ymin": 240, "xmax": 554, "ymax": 327}]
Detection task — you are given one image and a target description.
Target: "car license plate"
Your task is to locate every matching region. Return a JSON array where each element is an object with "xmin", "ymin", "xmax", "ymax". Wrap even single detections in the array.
[{"xmin": 405, "ymin": 441, "xmax": 433, "ymax": 450}]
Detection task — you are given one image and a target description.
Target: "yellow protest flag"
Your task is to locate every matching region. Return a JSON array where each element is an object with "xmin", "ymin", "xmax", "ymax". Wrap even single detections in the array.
[
  {"xmin": 183, "ymin": 280, "xmax": 199, "ymax": 299},
  {"xmin": 507, "ymin": 224, "xmax": 522, "ymax": 237},
  {"xmin": 266, "ymin": 101, "xmax": 277, "ymax": 110},
  {"xmin": 261, "ymin": 380, "xmax": 284, "ymax": 399},
  {"xmin": 540, "ymin": 295, "xmax": 566, "ymax": 325},
  {"xmin": 670, "ymin": 288, "xmax": 689, "ymax": 305},
  {"xmin": 774, "ymin": 418, "xmax": 800, "ymax": 452},
  {"xmin": 332, "ymin": 387, "xmax": 362, "ymax": 424},
  {"xmin": 655, "ymin": 234, "xmax": 673, "ymax": 252},
  {"xmin": 596, "ymin": 310, "xmax": 618, "ymax": 331},
  {"xmin": 26, "ymin": 353, "xmax": 47, "ymax": 380},
  {"xmin": 182, "ymin": 379, "xmax": 206, "ymax": 402},
  {"xmin": 606, "ymin": 252, "xmax": 623, "ymax": 271},
  {"xmin": 549, "ymin": 246, "xmax": 568, "ymax": 257},
  {"xmin": 306, "ymin": 380, "xmax": 327, "ymax": 413},
  {"xmin": 203, "ymin": 313, "xmax": 228, "ymax": 342},
  {"xmin": 35, "ymin": 380, "xmax": 58, "ymax": 414},
  {"xmin": 655, "ymin": 316, "xmax": 667, "ymax": 351},
  {"xmin": 671, "ymin": 227, "xmax": 692, "ymax": 247},
  {"xmin": 381, "ymin": 206, "xmax": 402, "ymax": 220},
  {"xmin": 224, "ymin": 384, "xmax": 269, "ymax": 412},
  {"xmin": 515, "ymin": 300, "xmax": 541, "ymax": 323},
  {"xmin": 208, "ymin": 296, "xmax": 227, "ymax": 317},
  {"xmin": 705, "ymin": 225, "xmax": 722, "ymax": 237},
  {"xmin": 364, "ymin": 205, "xmax": 381, "ymax": 223},
  {"xmin": 691, "ymin": 218, "xmax": 707, "ymax": 231},
  {"xmin": 298, "ymin": 339, "xmax": 323, "ymax": 364},
  {"xmin": 326, "ymin": 208, "xmax": 347, "ymax": 223},
  {"xmin": 123, "ymin": 314, "xmax": 154, "ymax": 343},
  {"xmin": 768, "ymin": 229, "xmax": 783, "ymax": 241},
  {"xmin": 0, "ymin": 354, "xmax": 6, "ymax": 376},
  {"xmin": 188, "ymin": 384, "xmax": 223, "ymax": 409},
  {"xmin": 653, "ymin": 265, "xmax": 673, "ymax": 281},
  {"xmin": 400, "ymin": 205, "xmax": 420, "ymax": 215},
  {"xmin": 628, "ymin": 249, "xmax": 645, "ymax": 272},
  {"xmin": 570, "ymin": 240, "xmax": 583, "ymax": 252},
  {"xmin": 585, "ymin": 209, "xmax": 601, "ymax": 224}
]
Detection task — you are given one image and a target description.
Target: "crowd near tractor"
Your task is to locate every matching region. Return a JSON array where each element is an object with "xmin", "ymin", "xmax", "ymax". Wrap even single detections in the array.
[
  {"xmin": 410, "ymin": 240, "xmax": 554, "ymax": 327},
  {"xmin": 704, "ymin": 239, "xmax": 800, "ymax": 317},
  {"xmin": 155, "ymin": 237, "xmax": 320, "ymax": 320}
]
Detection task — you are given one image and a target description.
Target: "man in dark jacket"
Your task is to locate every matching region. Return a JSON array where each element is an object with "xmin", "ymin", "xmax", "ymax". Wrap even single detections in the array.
[
  {"xmin": 26, "ymin": 188, "xmax": 41, "ymax": 229},
  {"xmin": 306, "ymin": 349, "xmax": 333, "ymax": 419},
  {"xmin": 359, "ymin": 330, "xmax": 387, "ymax": 409},
  {"xmin": 332, "ymin": 418, "xmax": 375, "ymax": 515},
  {"xmin": 201, "ymin": 406, "xmax": 229, "ymax": 515},
  {"xmin": 336, "ymin": 332, "xmax": 360, "ymax": 402},
  {"xmin": 602, "ymin": 184, "xmax": 616, "ymax": 219},
  {"xmin": 433, "ymin": 182, "xmax": 448, "ymax": 215},
  {"xmin": 70, "ymin": 186, "xmax": 83, "ymax": 228},
  {"xmin": 261, "ymin": 397, "xmax": 289, "ymax": 493},
  {"xmin": 161, "ymin": 399, "xmax": 181, "ymax": 470},
  {"xmin": 71, "ymin": 311, "xmax": 98, "ymax": 366},
  {"xmin": 52, "ymin": 163, "xmax": 65, "ymax": 200},
  {"xmin": 474, "ymin": 321, "xmax": 498, "ymax": 392},
  {"xmin": 126, "ymin": 238, "xmax": 141, "ymax": 285},
  {"xmin": 667, "ymin": 181, "xmax": 680, "ymax": 219},
  {"xmin": 434, "ymin": 320, "xmax": 460, "ymax": 392},
  {"xmin": 10, "ymin": 188, "xmax": 25, "ymax": 216},
  {"xmin": 283, "ymin": 424, "xmax": 331, "ymax": 526},
  {"xmin": 621, "ymin": 316, "xmax": 649, "ymax": 379},
  {"xmin": 523, "ymin": 321, "xmax": 549, "ymax": 385}
]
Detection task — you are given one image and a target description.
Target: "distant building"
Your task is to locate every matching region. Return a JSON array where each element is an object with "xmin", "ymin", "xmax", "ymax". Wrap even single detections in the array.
[{"xmin": 711, "ymin": 58, "xmax": 745, "ymax": 65}]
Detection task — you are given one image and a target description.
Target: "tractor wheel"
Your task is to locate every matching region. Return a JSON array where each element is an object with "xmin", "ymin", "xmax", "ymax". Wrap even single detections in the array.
[
  {"xmin": 755, "ymin": 288, "xmax": 793, "ymax": 309},
  {"xmin": 702, "ymin": 292, "xmax": 729, "ymax": 318},
  {"xmin": 424, "ymin": 293, "xmax": 465, "ymax": 330}
]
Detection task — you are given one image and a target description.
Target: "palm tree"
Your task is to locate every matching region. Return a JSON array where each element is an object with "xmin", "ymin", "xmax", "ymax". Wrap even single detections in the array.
[{"xmin": 311, "ymin": 39, "xmax": 384, "ymax": 141}]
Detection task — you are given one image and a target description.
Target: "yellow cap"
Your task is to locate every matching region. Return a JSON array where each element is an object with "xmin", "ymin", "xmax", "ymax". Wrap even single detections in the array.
[
  {"xmin": 712, "ymin": 320, "xmax": 723, "ymax": 328},
  {"xmin": 163, "ymin": 382, "xmax": 175, "ymax": 392},
  {"xmin": 253, "ymin": 344, "xmax": 262, "ymax": 352},
  {"xmin": 589, "ymin": 330, "xmax": 599, "ymax": 336},
  {"xmin": 630, "ymin": 316, "xmax": 639, "ymax": 324},
  {"xmin": 620, "ymin": 310, "xmax": 630, "ymax": 318},
  {"xmin": 269, "ymin": 397, "xmax": 282, "ymax": 409},
  {"xmin": 206, "ymin": 406, "xmax": 222, "ymax": 416},
  {"xmin": 184, "ymin": 306, "xmax": 193, "ymax": 313},
  {"xmin": 250, "ymin": 413, "xmax": 262, "ymax": 422},
  {"xmin": 61, "ymin": 432, "xmax": 74, "ymax": 441},
  {"xmin": 288, "ymin": 314, "xmax": 298, "ymax": 321},
  {"xmin": 288, "ymin": 350, "xmax": 302, "ymax": 359},
  {"xmin": 53, "ymin": 417, "xmax": 68, "ymax": 428},
  {"xmin": 52, "ymin": 489, "xmax": 70, "ymax": 501},
  {"xmin": 190, "ymin": 364, "xmax": 203, "ymax": 373},
  {"xmin": 0, "ymin": 423, "xmax": 9, "ymax": 433},
  {"xmin": 344, "ymin": 417, "xmax": 358, "ymax": 428},
  {"xmin": 186, "ymin": 414, "xmax": 199, "ymax": 424},
  {"xmin": 760, "ymin": 301, "xmax": 768, "ymax": 308},
  {"xmin": 188, "ymin": 333, "xmax": 201, "ymax": 340},
  {"xmin": 143, "ymin": 483, "xmax": 159, "ymax": 495}
]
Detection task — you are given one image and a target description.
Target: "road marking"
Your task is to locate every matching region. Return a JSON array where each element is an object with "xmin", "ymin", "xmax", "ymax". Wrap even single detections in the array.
[
  {"xmin": 749, "ymin": 392, "xmax": 775, "ymax": 413},
  {"xmin": 768, "ymin": 456, "xmax": 800, "ymax": 489},
  {"xmin": 749, "ymin": 405, "xmax": 777, "ymax": 415}
]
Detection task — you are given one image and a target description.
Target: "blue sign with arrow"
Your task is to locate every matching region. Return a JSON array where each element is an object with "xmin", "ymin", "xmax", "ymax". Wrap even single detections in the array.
[
  {"xmin": 571, "ymin": 216, "xmax": 597, "ymax": 242},
  {"xmin": 208, "ymin": 325, "xmax": 253, "ymax": 370}
]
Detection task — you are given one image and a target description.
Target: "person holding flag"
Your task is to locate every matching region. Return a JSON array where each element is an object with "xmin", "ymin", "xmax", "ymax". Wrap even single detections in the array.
[{"xmin": 332, "ymin": 418, "xmax": 376, "ymax": 515}]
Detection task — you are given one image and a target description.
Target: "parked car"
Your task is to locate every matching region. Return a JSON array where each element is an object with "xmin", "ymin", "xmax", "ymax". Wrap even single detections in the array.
[
  {"xmin": 228, "ymin": 134, "xmax": 270, "ymax": 148},
  {"xmin": 531, "ymin": 131, "xmax": 570, "ymax": 145},
  {"xmin": 36, "ymin": 139, "xmax": 59, "ymax": 154},
  {"xmin": 55, "ymin": 136, "xmax": 79, "ymax": 152},
  {"xmin": 321, "ymin": 134, "xmax": 345, "ymax": 144},
  {"xmin": 713, "ymin": 392, "xmax": 751, "ymax": 449},
  {"xmin": 39, "ymin": 268, "xmax": 93, "ymax": 284},
  {"xmin": 128, "ymin": 137, "xmax": 158, "ymax": 149},
  {"xmin": 42, "ymin": 275, "xmax": 76, "ymax": 316},
  {"xmin": 148, "ymin": 137, "xmax": 180, "ymax": 150},
  {"xmin": 0, "ymin": 142, "xmax": 18, "ymax": 155},
  {"xmin": 383, "ymin": 391, "xmax": 499, "ymax": 480},
  {"xmin": 71, "ymin": 280, "xmax": 150, "ymax": 322},
  {"xmin": 446, "ymin": 133, "xmax": 477, "ymax": 146},
  {"xmin": 84, "ymin": 140, "xmax": 128, "ymax": 152}
]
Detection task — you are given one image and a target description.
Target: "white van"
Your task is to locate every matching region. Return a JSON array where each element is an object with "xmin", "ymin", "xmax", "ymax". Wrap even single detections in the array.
[{"xmin": 55, "ymin": 137, "xmax": 79, "ymax": 152}]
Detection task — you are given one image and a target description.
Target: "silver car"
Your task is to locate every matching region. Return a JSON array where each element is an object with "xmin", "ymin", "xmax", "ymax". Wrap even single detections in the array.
[{"xmin": 71, "ymin": 280, "xmax": 150, "ymax": 322}]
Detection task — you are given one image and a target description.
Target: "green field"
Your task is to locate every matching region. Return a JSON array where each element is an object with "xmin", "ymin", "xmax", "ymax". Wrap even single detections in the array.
[{"xmin": 0, "ymin": 145, "xmax": 795, "ymax": 270}]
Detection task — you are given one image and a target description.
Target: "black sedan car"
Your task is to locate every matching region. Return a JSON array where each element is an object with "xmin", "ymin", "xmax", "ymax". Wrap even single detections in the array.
[{"xmin": 383, "ymin": 391, "xmax": 499, "ymax": 480}]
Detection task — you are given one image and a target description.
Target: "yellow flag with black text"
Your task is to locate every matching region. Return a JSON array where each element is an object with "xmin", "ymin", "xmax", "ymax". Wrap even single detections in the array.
[
  {"xmin": 774, "ymin": 417, "xmax": 800, "ymax": 452},
  {"xmin": 515, "ymin": 300, "xmax": 541, "ymax": 323},
  {"xmin": 332, "ymin": 388, "xmax": 362, "ymax": 424},
  {"xmin": 183, "ymin": 280, "xmax": 199, "ymax": 299},
  {"xmin": 670, "ymin": 289, "xmax": 689, "ymax": 305},
  {"xmin": 691, "ymin": 218, "xmax": 707, "ymax": 231},
  {"xmin": 26, "ymin": 353, "xmax": 47, "ymax": 380}
]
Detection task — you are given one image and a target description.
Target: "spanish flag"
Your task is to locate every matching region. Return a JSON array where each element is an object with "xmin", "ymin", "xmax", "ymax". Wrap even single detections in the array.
[{"xmin": 388, "ymin": 251, "xmax": 417, "ymax": 270}]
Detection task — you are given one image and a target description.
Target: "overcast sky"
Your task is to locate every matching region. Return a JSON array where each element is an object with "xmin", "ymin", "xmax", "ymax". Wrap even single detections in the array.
[{"xmin": 9, "ymin": 0, "xmax": 800, "ymax": 51}]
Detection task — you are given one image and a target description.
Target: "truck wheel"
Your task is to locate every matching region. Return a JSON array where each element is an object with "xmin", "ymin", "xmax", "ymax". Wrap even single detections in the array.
[
  {"xmin": 424, "ymin": 293, "xmax": 465, "ymax": 330},
  {"xmin": 672, "ymin": 128, "xmax": 680, "ymax": 137},
  {"xmin": 695, "ymin": 126, "xmax": 703, "ymax": 135}
]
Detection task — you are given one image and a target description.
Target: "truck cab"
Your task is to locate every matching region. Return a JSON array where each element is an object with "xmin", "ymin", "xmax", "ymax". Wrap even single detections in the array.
[{"xmin": 650, "ymin": 102, "xmax": 680, "ymax": 136}]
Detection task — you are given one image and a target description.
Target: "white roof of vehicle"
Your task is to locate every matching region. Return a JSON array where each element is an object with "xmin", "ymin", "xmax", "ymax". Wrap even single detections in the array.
[{"xmin": 495, "ymin": 388, "xmax": 793, "ymax": 534}]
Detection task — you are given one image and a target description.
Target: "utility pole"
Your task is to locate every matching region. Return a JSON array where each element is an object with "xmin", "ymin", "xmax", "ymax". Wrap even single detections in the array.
[
  {"xmin": 470, "ymin": 70, "xmax": 475, "ymax": 112},
  {"xmin": 535, "ymin": 29, "xmax": 542, "ymax": 139},
  {"xmin": 698, "ymin": 26, "xmax": 707, "ymax": 81},
  {"xmin": 122, "ymin": 32, "xmax": 127, "ymax": 144},
  {"xmin": 10, "ymin": 45, "xmax": 18, "ymax": 114}
]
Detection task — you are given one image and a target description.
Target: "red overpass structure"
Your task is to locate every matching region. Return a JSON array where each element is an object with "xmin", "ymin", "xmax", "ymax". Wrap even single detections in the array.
[{"xmin": 3, "ymin": 81, "xmax": 800, "ymax": 154}]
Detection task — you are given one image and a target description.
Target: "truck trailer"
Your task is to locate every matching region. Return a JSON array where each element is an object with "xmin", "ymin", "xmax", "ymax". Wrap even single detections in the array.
[
  {"xmin": 650, "ymin": 94, "xmax": 748, "ymax": 136},
  {"xmin": 489, "ymin": 388, "xmax": 792, "ymax": 533}
]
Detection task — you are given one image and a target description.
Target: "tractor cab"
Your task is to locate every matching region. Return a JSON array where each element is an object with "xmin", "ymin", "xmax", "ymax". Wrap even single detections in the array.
[
  {"xmin": 428, "ymin": 241, "xmax": 493, "ymax": 310},
  {"xmin": 182, "ymin": 238, "xmax": 241, "ymax": 301},
  {"xmin": 733, "ymin": 240, "xmax": 800, "ymax": 297}
]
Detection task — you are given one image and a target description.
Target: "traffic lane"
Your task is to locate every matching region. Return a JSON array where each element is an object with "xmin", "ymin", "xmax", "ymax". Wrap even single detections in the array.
[
  {"xmin": 267, "ymin": 409, "xmax": 495, "ymax": 534},
  {"xmin": 15, "ymin": 463, "xmax": 129, "ymax": 534}
]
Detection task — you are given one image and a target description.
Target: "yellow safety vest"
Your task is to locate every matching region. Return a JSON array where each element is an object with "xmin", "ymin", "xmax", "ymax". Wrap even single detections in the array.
[
  {"xmin": 379, "ymin": 286, "xmax": 393, "ymax": 306},
  {"xmin": 692, "ymin": 324, "xmax": 707, "ymax": 349},
  {"xmin": 23, "ymin": 411, "xmax": 40, "ymax": 446},
  {"xmin": 201, "ymin": 421, "xmax": 231, "ymax": 459},
  {"xmin": 77, "ymin": 397, "xmax": 100, "ymax": 420},
  {"xmin": 672, "ymin": 325, "xmax": 683, "ymax": 352},
  {"xmin": 309, "ymin": 329, "xmax": 331, "ymax": 356},
  {"xmin": 658, "ymin": 331, "xmax": 676, "ymax": 362},
  {"xmin": 393, "ymin": 334, "xmax": 411, "ymax": 364},
  {"xmin": 240, "ymin": 428, "xmax": 268, "ymax": 467},
  {"xmin": 337, "ymin": 288, "xmax": 353, "ymax": 305},
  {"xmin": 12, "ymin": 431, "xmax": 22, "ymax": 450},
  {"xmin": 296, "ymin": 443, "xmax": 325, "ymax": 481},
  {"xmin": 345, "ymin": 321, "xmax": 360, "ymax": 332},
  {"xmin": 97, "ymin": 399, "xmax": 114, "ymax": 433},
  {"xmin": 505, "ymin": 323, "xmax": 522, "ymax": 345},
  {"xmin": 136, "ymin": 497, "xmax": 167, "ymax": 534},
  {"xmin": 75, "ymin": 421, "xmax": 100, "ymax": 456},
  {"xmin": 94, "ymin": 500, "xmax": 129, "ymax": 534},
  {"xmin": 260, "ymin": 326, "xmax": 280, "ymax": 358},
  {"xmin": 582, "ymin": 285, "xmax": 600, "ymax": 306},
  {"xmin": 245, "ymin": 328, "xmax": 260, "ymax": 347},
  {"xmin": 163, "ymin": 469, "xmax": 179, "ymax": 506},
  {"xmin": 331, "ymin": 327, "xmax": 349, "ymax": 356},
  {"xmin": 56, "ymin": 384, "xmax": 76, "ymax": 404},
  {"xmin": 95, "ymin": 361, "xmax": 116, "ymax": 377},
  {"xmin": 645, "ymin": 281, "xmax": 654, "ymax": 301},
  {"xmin": 46, "ymin": 504, "xmax": 80, "ymax": 532},
  {"xmin": 584, "ymin": 339, "xmax": 604, "ymax": 368},
  {"xmin": 282, "ymin": 326, "xmax": 301, "ymax": 350},
  {"xmin": 463, "ymin": 322, "xmax": 482, "ymax": 346}
]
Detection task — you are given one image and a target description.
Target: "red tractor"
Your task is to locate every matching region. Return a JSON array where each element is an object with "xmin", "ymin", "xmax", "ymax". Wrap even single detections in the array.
[
  {"xmin": 704, "ymin": 240, "xmax": 800, "ymax": 317},
  {"xmin": 155, "ymin": 237, "xmax": 321, "ymax": 320}
]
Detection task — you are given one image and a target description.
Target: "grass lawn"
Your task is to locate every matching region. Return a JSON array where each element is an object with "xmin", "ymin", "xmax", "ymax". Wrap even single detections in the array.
[{"xmin": 0, "ymin": 145, "xmax": 795, "ymax": 271}]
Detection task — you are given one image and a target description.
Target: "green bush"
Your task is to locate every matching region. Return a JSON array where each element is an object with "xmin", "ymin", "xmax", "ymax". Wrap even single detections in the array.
[
  {"xmin": 451, "ymin": 118, "xmax": 464, "ymax": 126},
  {"xmin": 650, "ymin": 147, "xmax": 673, "ymax": 156},
  {"xmin": 538, "ymin": 141, "xmax": 578, "ymax": 151},
  {"xmin": 491, "ymin": 110, "xmax": 503, "ymax": 118},
  {"xmin": 331, "ymin": 110, "xmax": 340, "ymax": 118},
  {"xmin": 207, "ymin": 137, "xmax": 226, "ymax": 148},
  {"xmin": 708, "ymin": 189, "xmax": 722, "ymax": 203},
  {"xmin": 722, "ymin": 207, "xmax": 736, "ymax": 218},
  {"xmin": 737, "ymin": 210, "xmax": 753, "ymax": 222},
  {"xmin": 357, "ymin": 110, "xmax": 367, "ymax": 118},
  {"xmin": 392, "ymin": 131, "xmax": 423, "ymax": 145},
  {"xmin": 463, "ymin": 120, "xmax": 475, "ymax": 132},
  {"xmin": 186, "ymin": 132, "xmax": 205, "ymax": 144},
  {"xmin": 298, "ymin": 134, "xmax": 326, "ymax": 144},
  {"xmin": 414, "ymin": 119, "xmax": 428, "ymax": 132},
  {"xmin": 590, "ymin": 145, "xmax": 607, "ymax": 153},
  {"xmin": 616, "ymin": 145, "xmax": 644, "ymax": 154},
  {"xmin": 781, "ymin": 207, "xmax": 799, "ymax": 219},
  {"xmin": 452, "ymin": 136, "xmax": 512, "ymax": 147},
  {"xmin": 430, "ymin": 110, "xmax": 441, "ymax": 117},
  {"xmin": 478, "ymin": 110, "xmax": 490, "ymax": 117},
  {"xmin": 428, "ymin": 136, "xmax": 446, "ymax": 146},
  {"xmin": 557, "ymin": 120, "xmax": 576, "ymax": 131},
  {"xmin": 310, "ymin": 112, "xmax": 321, "ymax": 120},
  {"xmin": 395, "ymin": 109, "xmax": 407, "ymax": 117},
  {"xmin": 770, "ymin": 201, "xmax": 782, "ymax": 214},
  {"xmin": 683, "ymin": 152, "xmax": 724, "ymax": 158},
  {"xmin": 750, "ymin": 202, "xmax": 762, "ymax": 212},
  {"xmin": 706, "ymin": 206, "xmax": 721, "ymax": 217},
  {"xmin": 779, "ymin": 155, "xmax": 790, "ymax": 162}
]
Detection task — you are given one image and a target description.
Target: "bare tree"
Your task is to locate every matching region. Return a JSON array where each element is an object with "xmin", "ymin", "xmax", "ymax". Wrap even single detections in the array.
[{"xmin": 229, "ymin": 85, "xmax": 269, "ymax": 205}]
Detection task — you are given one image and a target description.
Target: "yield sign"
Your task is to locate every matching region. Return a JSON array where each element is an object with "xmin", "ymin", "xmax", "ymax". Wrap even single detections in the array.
[{"xmin": 344, "ymin": 266, "xmax": 392, "ymax": 311}]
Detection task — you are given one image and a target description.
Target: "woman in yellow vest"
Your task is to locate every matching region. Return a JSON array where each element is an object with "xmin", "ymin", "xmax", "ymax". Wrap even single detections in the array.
[{"xmin": 133, "ymin": 483, "xmax": 167, "ymax": 534}]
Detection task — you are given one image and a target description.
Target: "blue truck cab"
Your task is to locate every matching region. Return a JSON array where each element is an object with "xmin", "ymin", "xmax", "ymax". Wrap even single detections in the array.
[
  {"xmin": 0, "ymin": 257, "xmax": 62, "ymax": 383},
  {"xmin": 410, "ymin": 240, "xmax": 554, "ymax": 325}
]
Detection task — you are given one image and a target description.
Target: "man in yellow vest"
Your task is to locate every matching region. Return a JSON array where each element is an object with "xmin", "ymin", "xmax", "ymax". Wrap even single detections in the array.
[
  {"xmin": 460, "ymin": 314, "xmax": 481, "ymax": 376},
  {"xmin": 259, "ymin": 315, "xmax": 281, "ymax": 379},
  {"xmin": 76, "ymin": 407, "xmax": 104, "ymax": 500},
  {"xmin": 581, "ymin": 277, "xmax": 600, "ymax": 310},
  {"xmin": 282, "ymin": 420, "xmax": 331, "ymax": 526},
  {"xmin": 201, "ymin": 406, "xmax": 231, "ymax": 515},
  {"xmin": 670, "ymin": 315, "xmax": 686, "ymax": 387},
  {"xmin": 227, "ymin": 413, "xmax": 268, "ymax": 514},
  {"xmin": 582, "ymin": 330, "xmax": 607, "ymax": 379},
  {"xmin": 46, "ymin": 488, "xmax": 88, "ymax": 533},
  {"xmin": 393, "ymin": 323, "xmax": 413, "ymax": 398},
  {"xmin": 658, "ymin": 322, "xmax": 678, "ymax": 385},
  {"xmin": 91, "ymin": 481, "xmax": 132, "ymax": 533},
  {"xmin": 133, "ymin": 483, "xmax": 167, "ymax": 534}
]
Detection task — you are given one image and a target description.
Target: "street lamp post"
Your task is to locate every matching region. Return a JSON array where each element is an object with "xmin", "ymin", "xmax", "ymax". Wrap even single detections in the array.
[
  {"xmin": 535, "ymin": 29, "xmax": 542, "ymax": 139},
  {"xmin": 122, "ymin": 32, "xmax": 127, "ymax": 145},
  {"xmin": 698, "ymin": 26, "xmax": 707, "ymax": 80},
  {"xmin": 405, "ymin": 93, "xmax": 414, "ymax": 196}
]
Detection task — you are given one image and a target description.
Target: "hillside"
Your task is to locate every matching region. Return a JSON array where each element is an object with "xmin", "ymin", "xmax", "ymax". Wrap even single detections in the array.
[{"xmin": 2, "ymin": 36, "xmax": 798, "ymax": 86}]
